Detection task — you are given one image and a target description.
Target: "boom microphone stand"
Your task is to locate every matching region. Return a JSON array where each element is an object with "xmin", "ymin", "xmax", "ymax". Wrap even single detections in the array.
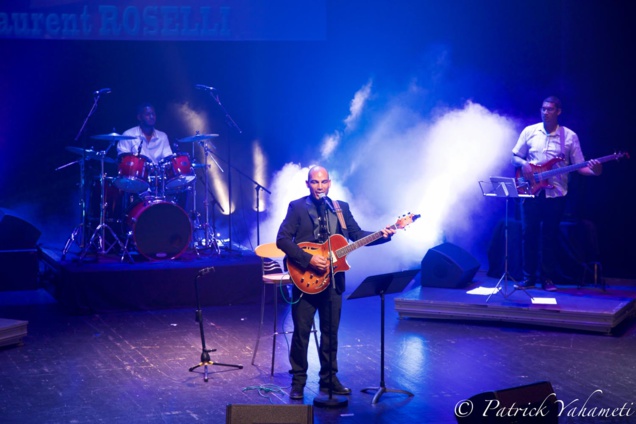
[
  {"xmin": 313, "ymin": 199, "xmax": 347, "ymax": 408},
  {"xmin": 189, "ymin": 267, "xmax": 243, "ymax": 382}
]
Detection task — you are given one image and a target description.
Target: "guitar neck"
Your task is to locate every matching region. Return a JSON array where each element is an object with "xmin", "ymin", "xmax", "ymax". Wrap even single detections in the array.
[
  {"xmin": 538, "ymin": 154, "xmax": 621, "ymax": 180},
  {"xmin": 335, "ymin": 225, "xmax": 395, "ymax": 258}
]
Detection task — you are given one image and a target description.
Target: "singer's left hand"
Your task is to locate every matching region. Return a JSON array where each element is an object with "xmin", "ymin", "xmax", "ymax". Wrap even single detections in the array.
[{"xmin": 381, "ymin": 226, "xmax": 396, "ymax": 238}]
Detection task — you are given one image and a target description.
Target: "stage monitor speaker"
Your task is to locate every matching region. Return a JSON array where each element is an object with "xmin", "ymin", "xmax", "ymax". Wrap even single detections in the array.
[
  {"xmin": 456, "ymin": 381, "xmax": 558, "ymax": 423},
  {"xmin": 226, "ymin": 404, "xmax": 313, "ymax": 424},
  {"xmin": 0, "ymin": 210, "xmax": 41, "ymax": 250},
  {"xmin": 421, "ymin": 242, "xmax": 480, "ymax": 288}
]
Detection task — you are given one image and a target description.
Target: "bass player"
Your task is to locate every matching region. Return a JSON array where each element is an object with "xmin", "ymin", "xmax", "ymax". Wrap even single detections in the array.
[{"xmin": 511, "ymin": 96, "xmax": 602, "ymax": 292}]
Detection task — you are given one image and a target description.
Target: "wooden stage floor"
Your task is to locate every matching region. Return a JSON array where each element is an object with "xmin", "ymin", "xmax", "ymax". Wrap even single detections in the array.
[
  {"xmin": 2, "ymin": 282, "xmax": 636, "ymax": 424},
  {"xmin": 2, "ymin": 252, "xmax": 636, "ymax": 423}
]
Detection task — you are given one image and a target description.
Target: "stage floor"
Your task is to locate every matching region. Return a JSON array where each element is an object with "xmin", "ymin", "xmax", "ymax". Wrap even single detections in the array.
[
  {"xmin": 395, "ymin": 271, "xmax": 636, "ymax": 334},
  {"xmin": 1, "ymin": 285, "xmax": 636, "ymax": 424}
]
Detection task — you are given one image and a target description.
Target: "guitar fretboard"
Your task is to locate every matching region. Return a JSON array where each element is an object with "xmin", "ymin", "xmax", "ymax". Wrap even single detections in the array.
[
  {"xmin": 334, "ymin": 224, "xmax": 397, "ymax": 258},
  {"xmin": 537, "ymin": 153, "xmax": 623, "ymax": 181}
]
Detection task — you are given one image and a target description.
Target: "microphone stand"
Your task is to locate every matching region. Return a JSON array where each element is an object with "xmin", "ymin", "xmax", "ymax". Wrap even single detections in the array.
[
  {"xmin": 255, "ymin": 183, "xmax": 271, "ymax": 246},
  {"xmin": 201, "ymin": 88, "xmax": 242, "ymax": 253},
  {"xmin": 62, "ymin": 91, "xmax": 106, "ymax": 259},
  {"xmin": 313, "ymin": 201, "xmax": 348, "ymax": 408},
  {"xmin": 189, "ymin": 267, "xmax": 243, "ymax": 382}
]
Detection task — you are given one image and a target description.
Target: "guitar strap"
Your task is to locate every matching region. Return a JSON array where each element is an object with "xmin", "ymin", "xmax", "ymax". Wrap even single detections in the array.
[
  {"xmin": 558, "ymin": 125, "xmax": 565, "ymax": 156},
  {"xmin": 331, "ymin": 200, "xmax": 349, "ymax": 238}
]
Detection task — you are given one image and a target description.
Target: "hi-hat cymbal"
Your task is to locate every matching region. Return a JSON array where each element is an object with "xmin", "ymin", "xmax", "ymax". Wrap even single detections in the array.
[
  {"xmin": 177, "ymin": 134, "xmax": 219, "ymax": 143},
  {"xmin": 91, "ymin": 132, "xmax": 136, "ymax": 141},
  {"xmin": 66, "ymin": 146, "xmax": 116, "ymax": 163}
]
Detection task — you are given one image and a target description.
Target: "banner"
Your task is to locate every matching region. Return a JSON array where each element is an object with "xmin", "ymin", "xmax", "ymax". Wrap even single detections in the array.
[{"xmin": 0, "ymin": 0, "xmax": 326, "ymax": 41}]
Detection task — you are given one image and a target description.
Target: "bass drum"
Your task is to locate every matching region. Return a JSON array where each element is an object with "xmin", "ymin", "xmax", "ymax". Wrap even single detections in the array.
[{"xmin": 127, "ymin": 200, "xmax": 192, "ymax": 260}]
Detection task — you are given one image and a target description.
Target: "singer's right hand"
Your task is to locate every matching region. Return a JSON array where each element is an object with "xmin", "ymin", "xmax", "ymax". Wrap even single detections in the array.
[{"xmin": 310, "ymin": 255, "xmax": 329, "ymax": 272}]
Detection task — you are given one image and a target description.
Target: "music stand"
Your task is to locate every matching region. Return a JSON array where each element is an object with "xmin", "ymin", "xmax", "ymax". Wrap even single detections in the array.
[
  {"xmin": 348, "ymin": 270, "xmax": 418, "ymax": 404},
  {"xmin": 479, "ymin": 177, "xmax": 533, "ymax": 301}
]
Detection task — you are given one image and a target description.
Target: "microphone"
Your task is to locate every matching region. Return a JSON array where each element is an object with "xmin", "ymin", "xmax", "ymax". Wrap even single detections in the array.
[
  {"xmin": 198, "ymin": 266, "xmax": 215, "ymax": 277},
  {"xmin": 93, "ymin": 88, "xmax": 112, "ymax": 95},
  {"xmin": 195, "ymin": 84, "xmax": 216, "ymax": 91},
  {"xmin": 137, "ymin": 137, "xmax": 143, "ymax": 156},
  {"xmin": 318, "ymin": 193, "xmax": 335, "ymax": 213}
]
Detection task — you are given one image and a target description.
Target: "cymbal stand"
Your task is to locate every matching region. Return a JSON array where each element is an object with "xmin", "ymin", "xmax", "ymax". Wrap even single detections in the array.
[
  {"xmin": 61, "ymin": 156, "xmax": 87, "ymax": 259},
  {"xmin": 193, "ymin": 139, "xmax": 223, "ymax": 255},
  {"xmin": 188, "ymin": 145, "xmax": 201, "ymax": 257},
  {"xmin": 62, "ymin": 90, "xmax": 105, "ymax": 259},
  {"xmin": 200, "ymin": 88, "xmax": 242, "ymax": 253},
  {"xmin": 80, "ymin": 142, "xmax": 133, "ymax": 262}
]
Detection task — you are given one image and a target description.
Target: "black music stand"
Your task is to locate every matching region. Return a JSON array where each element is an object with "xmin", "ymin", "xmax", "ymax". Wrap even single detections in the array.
[
  {"xmin": 479, "ymin": 177, "xmax": 534, "ymax": 301},
  {"xmin": 189, "ymin": 267, "xmax": 243, "ymax": 381},
  {"xmin": 348, "ymin": 270, "xmax": 418, "ymax": 404}
]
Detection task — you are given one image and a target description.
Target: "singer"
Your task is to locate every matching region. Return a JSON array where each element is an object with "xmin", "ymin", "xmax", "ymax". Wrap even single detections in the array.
[
  {"xmin": 276, "ymin": 165, "xmax": 396, "ymax": 400},
  {"xmin": 117, "ymin": 102, "xmax": 173, "ymax": 165}
]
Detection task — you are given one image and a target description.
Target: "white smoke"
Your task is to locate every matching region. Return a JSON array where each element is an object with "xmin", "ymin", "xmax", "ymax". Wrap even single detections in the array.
[{"xmin": 253, "ymin": 84, "xmax": 519, "ymax": 288}]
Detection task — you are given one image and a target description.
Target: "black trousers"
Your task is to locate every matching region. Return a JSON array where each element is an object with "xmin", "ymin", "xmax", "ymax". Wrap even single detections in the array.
[
  {"xmin": 289, "ymin": 275, "xmax": 343, "ymax": 386},
  {"xmin": 520, "ymin": 192, "xmax": 567, "ymax": 282}
]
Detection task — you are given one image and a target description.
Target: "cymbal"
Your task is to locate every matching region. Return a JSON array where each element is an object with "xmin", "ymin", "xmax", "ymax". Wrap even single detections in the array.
[
  {"xmin": 177, "ymin": 134, "xmax": 219, "ymax": 143},
  {"xmin": 90, "ymin": 132, "xmax": 136, "ymax": 141},
  {"xmin": 66, "ymin": 146, "xmax": 116, "ymax": 163}
]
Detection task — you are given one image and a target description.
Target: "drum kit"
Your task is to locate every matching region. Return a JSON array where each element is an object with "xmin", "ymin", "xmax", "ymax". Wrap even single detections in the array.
[{"xmin": 61, "ymin": 132, "xmax": 220, "ymax": 262}]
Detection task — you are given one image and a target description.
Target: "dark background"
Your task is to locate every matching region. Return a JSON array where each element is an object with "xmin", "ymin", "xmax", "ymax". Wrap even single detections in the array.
[{"xmin": 1, "ymin": 1, "xmax": 634, "ymax": 278}]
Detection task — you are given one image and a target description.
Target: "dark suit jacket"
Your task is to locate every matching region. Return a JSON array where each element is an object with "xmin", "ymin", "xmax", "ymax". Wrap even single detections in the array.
[{"xmin": 276, "ymin": 196, "xmax": 387, "ymax": 270}]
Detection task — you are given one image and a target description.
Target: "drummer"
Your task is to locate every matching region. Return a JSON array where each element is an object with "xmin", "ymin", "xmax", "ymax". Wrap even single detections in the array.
[{"xmin": 117, "ymin": 102, "xmax": 173, "ymax": 164}]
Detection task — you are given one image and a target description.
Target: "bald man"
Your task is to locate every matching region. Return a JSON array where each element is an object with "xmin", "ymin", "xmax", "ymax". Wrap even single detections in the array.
[{"xmin": 276, "ymin": 166, "xmax": 395, "ymax": 400}]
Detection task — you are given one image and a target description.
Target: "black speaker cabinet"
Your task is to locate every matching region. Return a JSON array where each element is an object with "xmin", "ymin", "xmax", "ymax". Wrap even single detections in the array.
[
  {"xmin": 0, "ymin": 210, "xmax": 41, "ymax": 250},
  {"xmin": 226, "ymin": 404, "xmax": 313, "ymax": 424},
  {"xmin": 0, "ymin": 250, "xmax": 39, "ymax": 291},
  {"xmin": 456, "ymin": 381, "xmax": 558, "ymax": 423},
  {"xmin": 421, "ymin": 242, "xmax": 480, "ymax": 288}
]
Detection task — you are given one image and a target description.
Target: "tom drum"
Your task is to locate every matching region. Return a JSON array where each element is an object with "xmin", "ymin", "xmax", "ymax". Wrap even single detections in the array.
[
  {"xmin": 161, "ymin": 153, "xmax": 196, "ymax": 191},
  {"xmin": 114, "ymin": 154, "xmax": 151, "ymax": 193}
]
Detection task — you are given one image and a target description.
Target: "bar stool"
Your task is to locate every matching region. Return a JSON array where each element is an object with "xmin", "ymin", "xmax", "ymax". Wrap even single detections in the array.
[{"xmin": 251, "ymin": 243, "xmax": 318, "ymax": 376}]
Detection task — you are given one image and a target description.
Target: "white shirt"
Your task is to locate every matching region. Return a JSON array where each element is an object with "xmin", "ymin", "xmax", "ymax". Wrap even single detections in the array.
[
  {"xmin": 116, "ymin": 126, "xmax": 173, "ymax": 164},
  {"xmin": 512, "ymin": 123, "xmax": 585, "ymax": 198}
]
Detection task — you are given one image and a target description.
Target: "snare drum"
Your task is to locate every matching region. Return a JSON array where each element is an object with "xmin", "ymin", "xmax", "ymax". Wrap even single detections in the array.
[
  {"xmin": 114, "ymin": 154, "xmax": 151, "ymax": 193},
  {"xmin": 127, "ymin": 199, "xmax": 192, "ymax": 260},
  {"xmin": 161, "ymin": 153, "xmax": 195, "ymax": 191}
]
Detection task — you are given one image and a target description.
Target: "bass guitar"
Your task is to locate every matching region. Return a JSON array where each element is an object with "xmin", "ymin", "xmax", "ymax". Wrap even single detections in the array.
[
  {"xmin": 287, "ymin": 213, "xmax": 420, "ymax": 294},
  {"xmin": 515, "ymin": 152, "xmax": 628, "ymax": 195}
]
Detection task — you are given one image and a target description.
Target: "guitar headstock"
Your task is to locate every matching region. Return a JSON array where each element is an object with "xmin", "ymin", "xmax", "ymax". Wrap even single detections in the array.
[
  {"xmin": 616, "ymin": 151, "xmax": 630, "ymax": 160},
  {"xmin": 395, "ymin": 213, "xmax": 421, "ymax": 229}
]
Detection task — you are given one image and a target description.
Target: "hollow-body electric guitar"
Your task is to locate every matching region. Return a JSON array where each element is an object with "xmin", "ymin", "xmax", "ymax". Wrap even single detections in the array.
[
  {"xmin": 286, "ymin": 213, "xmax": 420, "ymax": 295},
  {"xmin": 515, "ymin": 152, "xmax": 628, "ymax": 195}
]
